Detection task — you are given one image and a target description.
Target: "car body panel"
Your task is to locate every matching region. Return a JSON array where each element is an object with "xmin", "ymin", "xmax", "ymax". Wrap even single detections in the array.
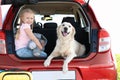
[{"xmin": 0, "ymin": 52, "xmax": 117, "ymax": 79}]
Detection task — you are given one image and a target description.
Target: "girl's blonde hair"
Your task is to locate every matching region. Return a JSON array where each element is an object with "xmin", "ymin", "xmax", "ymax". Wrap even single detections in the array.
[{"xmin": 15, "ymin": 8, "xmax": 35, "ymax": 39}]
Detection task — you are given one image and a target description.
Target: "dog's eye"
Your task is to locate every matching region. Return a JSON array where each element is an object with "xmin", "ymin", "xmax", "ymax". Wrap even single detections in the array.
[
  {"xmin": 69, "ymin": 25, "xmax": 71, "ymax": 28},
  {"xmin": 62, "ymin": 24, "xmax": 65, "ymax": 26}
]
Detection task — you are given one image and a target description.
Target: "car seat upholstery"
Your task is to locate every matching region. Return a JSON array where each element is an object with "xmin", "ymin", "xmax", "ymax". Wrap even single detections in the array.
[
  {"xmin": 33, "ymin": 22, "xmax": 57, "ymax": 55},
  {"xmin": 44, "ymin": 22, "xmax": 57, "ymax": 29}
]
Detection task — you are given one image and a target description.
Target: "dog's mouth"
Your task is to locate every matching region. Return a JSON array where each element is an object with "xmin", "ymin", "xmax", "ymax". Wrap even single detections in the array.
[{"xmin": 61, "ymin": 31, "xmax": 70, "ymax": 37}]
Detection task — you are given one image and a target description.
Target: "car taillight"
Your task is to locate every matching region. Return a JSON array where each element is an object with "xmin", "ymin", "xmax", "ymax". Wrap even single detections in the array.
[
  {"xmin": 98, "ymin": 29, "xmax": 111, "ymax": 52},
  {"xmin": 0, "ymin": 32, "xmax": 6, "ymax": 54}
]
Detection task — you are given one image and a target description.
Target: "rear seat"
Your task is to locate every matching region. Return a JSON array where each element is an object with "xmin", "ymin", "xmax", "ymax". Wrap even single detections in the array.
[
  {"xmin": 33, "ymin": 22, "xmax": 57, "ymax": 54},
  {"xmin": 44, "ymin": 22, "xmax": 57, "ymax": 29}
]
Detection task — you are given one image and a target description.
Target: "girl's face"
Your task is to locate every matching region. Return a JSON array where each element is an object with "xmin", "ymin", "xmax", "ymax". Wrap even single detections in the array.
[{"xmin": 21, "ymin": 12, "xmax": 34, "ymax": 25}]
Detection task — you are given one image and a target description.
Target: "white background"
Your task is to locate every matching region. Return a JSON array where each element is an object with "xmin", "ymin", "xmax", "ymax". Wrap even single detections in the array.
[{"xmin": 90, "ymin": 0, "xmax": 120, "ymax": 54}]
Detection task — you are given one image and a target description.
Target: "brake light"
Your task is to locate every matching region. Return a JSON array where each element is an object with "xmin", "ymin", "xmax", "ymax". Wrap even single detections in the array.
[
  {"xmin": 0, "ymin": 32, "xmax": 6, "ymax": 54},
  {"xmin": 98, "ymin": 29, "xmax": 111, "ymax": 52}
]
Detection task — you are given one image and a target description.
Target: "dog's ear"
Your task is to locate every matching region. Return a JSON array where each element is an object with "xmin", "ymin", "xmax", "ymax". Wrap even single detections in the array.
[
  {"xmin": 57, "ymin": 25, "xmax": 61, "ymax": 37},
  {"xmin": 71, "ymin": 25, "xmax": 76, "ymax": 38}
]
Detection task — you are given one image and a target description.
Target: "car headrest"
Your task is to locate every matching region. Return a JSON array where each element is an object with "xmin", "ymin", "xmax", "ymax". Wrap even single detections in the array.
[
  {"xmin": 62, "ymin": 17, "xmax": 77, "ymax": 27},
  {"xmin": 44, "ymin": 22, "xmax": 57, "ymax": 29}
]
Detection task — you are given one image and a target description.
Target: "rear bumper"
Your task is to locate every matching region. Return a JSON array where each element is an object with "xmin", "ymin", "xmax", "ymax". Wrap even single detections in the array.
[
  {"xmin": 0, "ymin": 52, "xmax": 117, "ymax": 80},
  {"xmin": 76, "ymin": 64, "xmax": 117, "ymax": 80},
  {"xmin": 0, "ymin": 64, "xmax": 117, "ymax": 80}
]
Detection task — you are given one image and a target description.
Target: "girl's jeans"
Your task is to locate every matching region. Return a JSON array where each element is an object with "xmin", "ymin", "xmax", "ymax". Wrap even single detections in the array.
[{"xmin": 16, "ymin": 47, "xmax": 47, "ymax": 58}]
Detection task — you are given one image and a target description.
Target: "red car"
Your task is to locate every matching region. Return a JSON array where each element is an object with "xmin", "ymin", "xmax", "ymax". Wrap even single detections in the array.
[{"xmin": 0, "ymin": 0, "xmax": 117, "ymax": 80}]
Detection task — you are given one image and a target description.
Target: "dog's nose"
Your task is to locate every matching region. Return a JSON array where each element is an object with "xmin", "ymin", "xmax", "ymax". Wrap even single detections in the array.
[{"xmin": 64, "ymin": 27, "xmax": 68, "ymax": 32}]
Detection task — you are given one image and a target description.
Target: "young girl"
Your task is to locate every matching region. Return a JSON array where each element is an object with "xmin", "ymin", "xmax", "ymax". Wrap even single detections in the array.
[{"xmin": 15, "ymin": 8, "xmax": 47, "ymax": 58}]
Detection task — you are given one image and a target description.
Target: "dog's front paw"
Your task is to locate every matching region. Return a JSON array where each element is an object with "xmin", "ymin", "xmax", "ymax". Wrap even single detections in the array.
[
  {"xmin": 62, "ymin": 64, "xmax": 68, "ymax": 73},
  {"xmin": 44, "ymin": 59, "xmax": 51, "ymax": 67}
]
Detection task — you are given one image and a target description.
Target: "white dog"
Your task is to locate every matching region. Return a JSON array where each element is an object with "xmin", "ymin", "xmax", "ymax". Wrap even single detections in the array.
[{"xmin": 44, "ymin": 22, "xmax": 86, "ymax": 73}]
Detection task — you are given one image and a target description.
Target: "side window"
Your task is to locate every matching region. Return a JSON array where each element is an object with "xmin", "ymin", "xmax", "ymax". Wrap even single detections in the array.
[
  {"xmin": 76, "ymin": 8, "xmax": 90, "ymax": 33},
  {"xmin": 76, "ymin": 9, "xmax": 88, "ymax": 29},
  {"xmin": 13, "ymin": 17, "xmax": 20, "ymax": 35}
]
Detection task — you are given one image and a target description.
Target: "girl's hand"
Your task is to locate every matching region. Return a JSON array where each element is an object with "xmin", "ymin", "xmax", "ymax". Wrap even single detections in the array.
[
  {"xmin": 41, "ymin": 40, "xmax": 45, "ymax": 47},
  {"xmin": 24, "ymin": 27, "xmax": 43, "ymax": 50}
]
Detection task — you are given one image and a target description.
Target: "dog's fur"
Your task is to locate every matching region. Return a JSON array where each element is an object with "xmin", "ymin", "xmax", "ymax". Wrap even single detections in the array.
[{"xmin": 44, "ymin": 22, "xmax": 86, "ymax": 73}]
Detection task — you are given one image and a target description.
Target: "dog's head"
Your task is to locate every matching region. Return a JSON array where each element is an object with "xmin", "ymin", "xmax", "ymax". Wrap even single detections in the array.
[{"xmin": 57, "ymin": 22, "xmax": 76, "ymax": 38}]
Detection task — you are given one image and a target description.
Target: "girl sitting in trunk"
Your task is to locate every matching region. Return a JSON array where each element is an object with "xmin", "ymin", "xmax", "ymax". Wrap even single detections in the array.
[{"xmin": 15, "ymin": 8, "xmax": 47, "ymax": 58}]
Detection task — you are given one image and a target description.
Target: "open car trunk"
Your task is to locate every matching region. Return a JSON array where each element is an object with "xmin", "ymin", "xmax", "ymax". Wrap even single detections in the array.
[{"xmin": 6, "ymin": 1, "xmax": 91, "ymax": 59}]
